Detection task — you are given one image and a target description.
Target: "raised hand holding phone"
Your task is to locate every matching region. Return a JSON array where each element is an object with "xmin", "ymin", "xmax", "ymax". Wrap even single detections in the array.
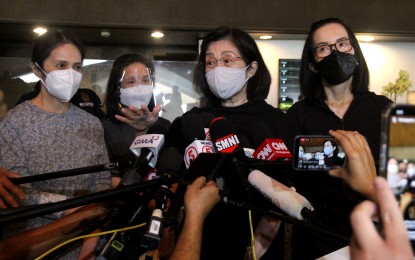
[{"xmin": 327, "ymin": 130, "xmax": 377, "ymax": 201}]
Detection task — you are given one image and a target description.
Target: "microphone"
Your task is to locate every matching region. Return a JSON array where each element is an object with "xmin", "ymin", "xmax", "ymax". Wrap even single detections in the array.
[
  {"xmin": 129, "ymin": 134, "xmax": 165, "ymax": 169},
  {"xmin": 248, "ymin": 169, "xmax": 313, "ymax": 221},
  {"xmin": 208, "ymin": 117, "xmax": 252, "ymax": 197},
  {"xmin": 253, "ymin": 138, "xmax": 292, "ymax": 161},
  {"xmin": 182, "ymin": 113, "xmax": 215, "ymax": 168},
  {"xmin": 122, "ymin": 129, "xmax": 165, "ymax": 185},
  {"xmin": 210, "ymin": 117, "xmax": 243, "ymax": 154},
  {"xmin": 184, "ymin": 140, "xmax": 215, "ymax": 169},
  {"xmin": 198, "ymin": 112, "xmax": 215, "ymax": 140}
]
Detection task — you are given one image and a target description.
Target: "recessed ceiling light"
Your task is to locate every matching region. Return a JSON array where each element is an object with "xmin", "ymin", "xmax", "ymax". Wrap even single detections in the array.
[
  {"xmin": 356, "ymin": 35, "xmax": 375, "ymax": 42},
  {"xmin": 259, "ymin": 35, "xmax": 273, "ymax": 40},
  {"xmin": 101, "ymin": 31, "xmax": 111, "ymax": 38},
  {"xmin": 151, "ymin": 31, "xmax": 164, "ymax": 38},
  {"xmin": 33, "ymin": 27, "xmax": 47, "ymax": 36}
]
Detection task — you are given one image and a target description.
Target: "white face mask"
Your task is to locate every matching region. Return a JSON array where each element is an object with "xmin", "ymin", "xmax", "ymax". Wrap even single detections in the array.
[
  {"xmin": 388, "ymin": 164, "xmax": 399, "ymax": 174},
  {"xmin": 205, "ymin": 66, "xmax": 249, "ymax": 100},
  {"xmin": 119, "ymin": 85, "xmax": 153, "ymax": 108},
  {"xmin": 407, "ymin": 167, "xmax": 415, "ymax": 176},
  {"xmin": 37, "ymin": 64, "xmax": 82, "ymax": 102}
]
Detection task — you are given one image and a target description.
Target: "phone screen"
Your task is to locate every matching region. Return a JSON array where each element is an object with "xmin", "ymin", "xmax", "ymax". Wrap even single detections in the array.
[
  {"xmin": 293, "ymin": 135, "xmax": 345, "ymax": 171},
  {"xmin": 380, "ymin": 104, "xmax": 415, "ymax": 247}
]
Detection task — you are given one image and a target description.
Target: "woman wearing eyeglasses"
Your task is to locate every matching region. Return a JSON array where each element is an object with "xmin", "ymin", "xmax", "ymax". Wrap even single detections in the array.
[
  {"xmin": 101, "ymin": 53, "xmax": 171, "ymax": 187},
  {"xmin": 285, "ymin": 17, "xmax": 392, "ymax": 259},
  {"xmin": 286, "ymin": 17, "xmax": 391, "ymax": 162},
  {"xmin": 162, "ymin": 26, "xmax": 289, "ymax": 260}
]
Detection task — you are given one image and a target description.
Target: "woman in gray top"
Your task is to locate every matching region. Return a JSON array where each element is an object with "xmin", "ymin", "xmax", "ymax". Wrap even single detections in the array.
[{"xmin": 0, "ymin": 30, "xmax": 111, "ymax": 258}]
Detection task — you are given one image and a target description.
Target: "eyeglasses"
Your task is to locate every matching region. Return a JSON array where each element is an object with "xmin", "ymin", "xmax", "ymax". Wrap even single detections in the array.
[
  {"xmin": 119, "ymin": 68, "xmax": 154, "ymax": 88},
  {"xmin": 313, "ymin": 39, "xmax": 353, "ymax": 58},
  {"xmin": 204, "ymin": 53, "xmax": 246, "ymax": 69}
]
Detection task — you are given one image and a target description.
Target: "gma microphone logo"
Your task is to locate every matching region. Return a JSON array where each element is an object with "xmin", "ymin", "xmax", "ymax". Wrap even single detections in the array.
[{"xmin": 132, "ymin": 135, "xmax": 161, "ymax": 145}]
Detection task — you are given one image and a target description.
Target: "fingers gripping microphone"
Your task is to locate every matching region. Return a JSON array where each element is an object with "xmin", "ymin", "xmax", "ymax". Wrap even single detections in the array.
[
  {"xmin": 182, "ymin": 113, "xmax": 215, "ymax": 168},
  {"xmin": 248, "ymin": 169, "xmax": 313, "ymax": 221}
]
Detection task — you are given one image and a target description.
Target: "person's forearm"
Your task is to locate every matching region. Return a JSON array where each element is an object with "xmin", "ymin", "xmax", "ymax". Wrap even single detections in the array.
[
  {"xmin": 170, "ymin": 217, "xmax": 204, "ymax": 260},
  {"xmin": 0, "ymin": 203, "xmax": 109, "ymax": 260},
  {"xmin": 254, "ymin": 216, "xmax": 282, "ymax": 258}
]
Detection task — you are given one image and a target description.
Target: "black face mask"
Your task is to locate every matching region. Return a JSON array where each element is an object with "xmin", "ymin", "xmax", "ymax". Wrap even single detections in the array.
[{"xmin": 314, "ymin": 52, "xmax": 358, "ymax": 85}]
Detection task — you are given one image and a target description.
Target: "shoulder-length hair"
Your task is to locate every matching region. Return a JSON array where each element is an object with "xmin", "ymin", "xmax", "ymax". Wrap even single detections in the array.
[
  {"xmin": 193, "ymin": 26, "xmax": 271, "ymax": 104},
  {"xmin": 31, "ymin": 29, "xmax": 85, "ymax": 69},
  {"xmin": 105, "ymin": 53, "xmax": 155, "ymax": 121},
  {"xmin": 300, "ymin": 17, "xmax": 369, "ymax": 100}
]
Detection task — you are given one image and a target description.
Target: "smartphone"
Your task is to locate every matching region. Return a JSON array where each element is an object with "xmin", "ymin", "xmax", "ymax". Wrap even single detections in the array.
[
  {"xmin": 293, "ymin": 135, "xmax": 345, "ymax": 171},
  {"xmin": 379, "ymin": 104, "xmax": 415, "ymax": 247}
]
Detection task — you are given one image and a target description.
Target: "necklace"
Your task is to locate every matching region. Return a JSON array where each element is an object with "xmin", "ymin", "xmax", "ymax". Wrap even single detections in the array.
[{"xmin": 325, "ymin": 99, "xmax": 352, "ymax": 119}]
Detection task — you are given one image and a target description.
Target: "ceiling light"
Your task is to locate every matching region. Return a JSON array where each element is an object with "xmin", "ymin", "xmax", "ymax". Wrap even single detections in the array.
[
  {"xmin": 101, "ymin": 31, "xmax": 111, "ymax": 38},
  {"xmin": 259, "ymin": 35, "xmax": 273, "ymax": 40},
  {"xmin": 33, "ymin": 27, "xmax": 47, "ymax": 36},
  {"xmin": 356, "ymin": 35, "xmax": 375, "ymax": 42},
  {"xmin": 151, "ymin": 31, "xmax": 164, "ymax": 38}
]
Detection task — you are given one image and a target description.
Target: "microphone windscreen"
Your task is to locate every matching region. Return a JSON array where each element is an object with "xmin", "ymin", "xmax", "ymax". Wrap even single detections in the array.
[
  {"xmin": 157, "ymin": 146, "xmax": 184, "ymax": 173},
  {"xmin": 248, "ymin": 170, "xmax": 313, "ymax": 220},
  {"xmin": 198, "ymin": 112, "xmax": 215, "ymax": 128},
  {"xmin": 147, "ymin": 123, "xmax": 169, "ymax": 136},
  {"xmin": 209, "ymin": 117, "xmax": 237, "ymax": 142},
  {"xmin": 181, "ymin": 113, "xmax": 206, "ymax": 145},
  {"xmin": 247, "ymin": 120, "xmax": 274, "ymax": 148},
  {"xmin": 238, "ymin": 135, "xmax": 252, "ymax": 149}
]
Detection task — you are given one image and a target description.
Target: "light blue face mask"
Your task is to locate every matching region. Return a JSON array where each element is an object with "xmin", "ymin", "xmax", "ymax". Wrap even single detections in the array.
[
  {"xmin": 323, "ymin": 146, "xmax": 334, "ymax": 156},
  {"xmin": 205, "ymin": 65, "xmax": 249, "ymax": 100}
]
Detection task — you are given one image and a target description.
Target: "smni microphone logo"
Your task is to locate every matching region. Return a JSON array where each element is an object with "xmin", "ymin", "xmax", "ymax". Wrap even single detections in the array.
[{"xmin": 214, "ymin": 134, "xmax": 240, "ymax": 153}]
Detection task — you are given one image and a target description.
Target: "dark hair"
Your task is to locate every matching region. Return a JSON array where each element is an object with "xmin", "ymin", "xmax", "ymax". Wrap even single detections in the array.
[
  {"xmin": 31, "ymin": 30, "xmax": 85, "ymax": 69},
  {"xmin": 300, "ymin": 17, "xmax": 369, "ymax": 100},
  {"xmin": 105, "ymin": 53, "xmax": 155, "ymax": 121},
  {"xmin": 193, "ymin": 26, "xmax": 271, "ymax": 104},
  {"xmin": 323, "ymin": 139, "xmax": 339, "ymax": 157}
]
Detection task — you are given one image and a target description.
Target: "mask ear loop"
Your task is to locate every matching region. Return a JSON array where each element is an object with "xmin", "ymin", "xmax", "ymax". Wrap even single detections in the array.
[
  {"xmin": 33, "ymin": 62, "xmax": 50, "ymax": 88},
  {"xmin": 34, "ymin": 62, "xmax": 47, "ymax": 76}
]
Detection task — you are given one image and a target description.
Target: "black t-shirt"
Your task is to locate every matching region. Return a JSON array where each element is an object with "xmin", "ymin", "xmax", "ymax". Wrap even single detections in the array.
[
  {"xmin": 283, "ymin": 91, "xmax": 392, "ymax": 259},
  {"xmin": 165, "ymin": 100, "xmax": 289, "ymax": 260},
  {"xmin": 285, "ymin": 91, "xmax": 392, "ymax": 162},
  {"xmin": 166, "ymin": 99, "xmax": 289, "ymax": 149}
]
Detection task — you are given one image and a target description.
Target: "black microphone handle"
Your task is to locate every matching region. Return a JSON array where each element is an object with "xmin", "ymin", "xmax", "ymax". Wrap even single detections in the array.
[
  {"xmin": 10, "ymin": 163, "xmax": 118, "ymax": 185},
  {"xmin": 222, "ymin": 197, "xmax": 349, "ymax": 242},
  {"xmin": 0, "ymin": 178, "xmax": 168, "ymax": 225}
]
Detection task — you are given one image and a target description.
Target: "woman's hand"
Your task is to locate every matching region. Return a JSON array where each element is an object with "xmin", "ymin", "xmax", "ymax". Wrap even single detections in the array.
[
  {"xmin": 0, "ymin": 167, "xmax": 24, "ymax": 208},
  {"xmin": 115, "ymin": 104, "xmax": 161, "ymax": 133}
]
